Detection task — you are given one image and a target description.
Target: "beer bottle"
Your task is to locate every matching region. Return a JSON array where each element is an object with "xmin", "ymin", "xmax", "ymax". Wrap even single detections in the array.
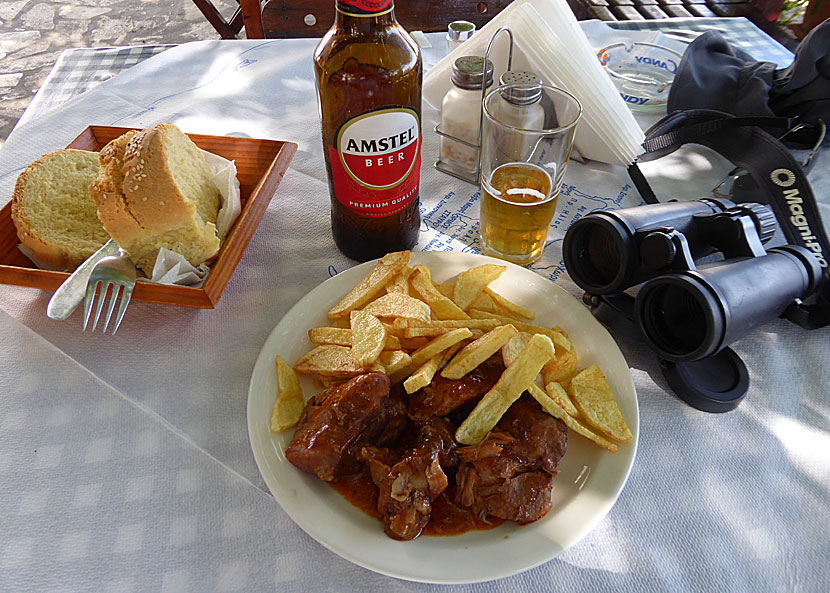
[{"xmin": 314, "ymin": 0, "xmax": 423, "ymax": 262}]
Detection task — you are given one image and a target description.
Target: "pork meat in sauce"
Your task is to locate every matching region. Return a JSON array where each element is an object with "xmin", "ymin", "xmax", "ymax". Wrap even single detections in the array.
[
  {"xmin": 455, "ymin": 398, "xmax": 568, "ymax": 524},
  {"xmin": 406, "ymin": 355, "xmax": 503, "ymax": 421},
  {"xmin": 286, "ymin": 356, "xmax": 568, "ymax": 539},
  {"xmin": 359, "ymin": 418, "xmax": 458, "ymax": 540},
  {"xmin": 285, "ymin": 373, "xmax": 405, "ymax": 481}
]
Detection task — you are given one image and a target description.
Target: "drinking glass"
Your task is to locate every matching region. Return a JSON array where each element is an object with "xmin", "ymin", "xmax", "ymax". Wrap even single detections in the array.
[{"xmin": 478, "ymin": 83, "xmax": 582, "ymax": 265}]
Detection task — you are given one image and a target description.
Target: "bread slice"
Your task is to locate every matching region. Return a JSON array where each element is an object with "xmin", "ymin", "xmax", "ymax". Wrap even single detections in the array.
[
  {"xmin": 11, "ymin": 149, "xmax": 109, "ymax": 270},
  {"xmin": 90, "ymin": 130, "xmax": 145, "ymax": 250},
  {"xmin": 91, "ymin": 123, "xmax": 221, "ymax": 274}
]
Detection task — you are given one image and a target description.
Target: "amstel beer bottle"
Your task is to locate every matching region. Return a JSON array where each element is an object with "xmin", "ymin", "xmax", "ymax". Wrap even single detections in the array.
[{"xmin": 314, "ymin": 0, "xmax": 423, "ymax": 262}]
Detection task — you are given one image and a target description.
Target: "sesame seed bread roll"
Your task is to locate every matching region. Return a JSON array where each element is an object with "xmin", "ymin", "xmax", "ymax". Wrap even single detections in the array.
[
  {"xmin": 11, "ymin": 149, "xmax": 109, "ymax": 269},
  {"xmin": 91, "ymin": 123, "xmax": 221, "ymax": 275},
  {"xmin": 90, "ymin": 130, "xmax": 144, "ymax": 249}
]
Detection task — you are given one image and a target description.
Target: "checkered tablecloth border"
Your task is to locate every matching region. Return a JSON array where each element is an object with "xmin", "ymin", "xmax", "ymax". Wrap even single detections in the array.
[
  {"xmin": 607, "ymin": 17, "xmax": 794, "ymax": 65},
  {"xmin": 20, "ymin": 45, "xmax": 173, "ymax": 126}
]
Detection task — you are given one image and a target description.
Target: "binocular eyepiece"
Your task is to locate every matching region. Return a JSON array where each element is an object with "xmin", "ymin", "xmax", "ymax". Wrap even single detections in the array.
[{"xmin": 563, "ymin": 199, "xmax": 822, "ymax": 411}]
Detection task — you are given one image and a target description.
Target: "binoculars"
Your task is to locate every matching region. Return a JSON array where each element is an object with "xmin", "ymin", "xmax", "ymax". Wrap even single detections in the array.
[{"xmin": 563, "ymin": 198, "xmax": 822, "ymax": 412}]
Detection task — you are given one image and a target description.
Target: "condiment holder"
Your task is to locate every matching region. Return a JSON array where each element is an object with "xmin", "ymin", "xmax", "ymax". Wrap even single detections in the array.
[{"xmin": 434, "ymin": 27, "xmax": 516, "ymax": 185}]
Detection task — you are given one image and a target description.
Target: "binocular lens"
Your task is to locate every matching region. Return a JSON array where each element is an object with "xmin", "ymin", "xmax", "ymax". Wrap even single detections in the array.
[
  {"xmin": 586, "ymin": 228, "xmax": 622, "ymax": 287},
  {"xmin": 640, "ymin": 284, "xmax": 709, "ymax": 359},
  {"xmin": 563, "ymin": 220, "xmax": 629, "ymax": 293}
]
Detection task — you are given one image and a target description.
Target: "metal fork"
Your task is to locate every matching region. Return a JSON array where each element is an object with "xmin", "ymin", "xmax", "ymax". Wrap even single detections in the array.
[{"xmin": 83, "ymin": 248, "xmax": 136, "ymax": 334}]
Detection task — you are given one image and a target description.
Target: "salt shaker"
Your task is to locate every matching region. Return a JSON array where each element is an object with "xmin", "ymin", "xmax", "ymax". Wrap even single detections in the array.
[
  {"xmin": 439, "ymin": 56, "xmax": 494, "ymax": 174},
  {"xmin": 446, "ymin": 21, "xmax": 475, "ymax": 54}
]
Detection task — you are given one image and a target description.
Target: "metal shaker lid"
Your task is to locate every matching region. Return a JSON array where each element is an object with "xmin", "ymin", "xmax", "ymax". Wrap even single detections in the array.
[
  {"xmin": 447, "ymin": 20, "xmax": 476, "ymax": 42},
  {"xmin": 499, "ymin": 71, "xmax": 543, "ymax": 106},
  {"xmin": 451, "ymin": 56, "xmax": 494, "ymax": 91}
]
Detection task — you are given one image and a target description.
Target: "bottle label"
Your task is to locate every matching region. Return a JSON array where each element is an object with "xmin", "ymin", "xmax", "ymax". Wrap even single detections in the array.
[
  {"xmin": 336, "ymin": 1, "xmax": 393, "ymax": 16},
  {"xmin": 329, "ymin": 107, "xmax": 420, "ymax": 218}
]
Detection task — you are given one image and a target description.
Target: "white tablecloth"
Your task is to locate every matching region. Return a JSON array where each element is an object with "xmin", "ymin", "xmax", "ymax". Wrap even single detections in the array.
[{"xmin": 0, "ymin": 22, "xmax": 828, "ymax": 593}]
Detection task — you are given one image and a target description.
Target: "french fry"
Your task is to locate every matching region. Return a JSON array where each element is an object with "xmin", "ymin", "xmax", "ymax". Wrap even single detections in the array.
[
  {"xmin": 350, "ymin": 310, "xmax": 386, "ymax": 367},
  {"xmin": 453, "ymin": 264, "xmax": 506, "ymax": 311},
  {"xmin": 408, "ymin": 327, "xmax": 473, "ymax": 366},
  {"xmin": 308, "ymin": 327, "xmax": 402, "ymax": 350},
  {"xmin": 328, "ymin": 251, "xmax": 410, "ymax": 318},
  {"xmin": 469, "ymin": 291, "xmax": 500, "ymax": 314},
  {"xmin": 437, "ymin": 281, "xmax": 456, "ymax": 299},
  {"xmin": 270, "ymin": 356, "xmax": 305, "ymax": 432},
  {"xmin": 362, "ymin": 292, "xmax": 431, "ymax": 322},
  {"xmin": 386, "ymin": 271, "xmax": 410, "ymax": 295},
  {"xmin": 318, "ymin": 377, "xmax": 343, "ymax": 389},
  {"xmin": 568, "ymin": 365, "xmax": 633, "ymax": 442},
  {"xmin": 542, "ymin": 343, "xmax": 578, "ymax": 384},
  {"xmin": 527, "ymin": 383, "xmax": 619, "ymax": 453},
  {"xmin": 390, "ymin": 328, "xmax": 473, "ymax": 383},
  {"xmin": 409, "ymin": 265, "xmax": 469, "ymax": 320},
  {"xmin": 501, "ymin": 331, "xmax": 533, "ymax": 367},
  {"xmin": 308, "ymin": 327, "xmax": 353, "ymax": 346},
  {"xmin": 396, "ymin": 318, "xmax": 501, "ymax": 331},
  {"xmin": 295, "ymin": 345, "xmax": 377, "ymax": 378},
  {"xmin": 530, "ymin": 381, "xmax": 578, "ymax": 417},
  {"xmin": 331, "ymin": 317, "xmax": 351, "ymax": 329},
  {"xmin": 388, "ymin": 317, "xmax": 409, "ymax": 335},
  {"xmin": 403, "ymin": 343, "xmax": 462, "ymax": 394},
  {"xmin": 392, "ymin": 317, "xmax": 412, "ymax": 331},
  {"xmin": 469, "ymin": 310, "xmax": 572, "ymax": 353},
  {"xmin": 455, "ymin": 334, "xmax": 555, "ymax": 445},
  {"xmin": 485, "ymin": 288, "xmax": 535, "ymax": 320},
  {"xmin": 398, "ymin": 336, "xmax": 430, "ymax": 350},
  {"xmin": 402, "ymin": 326, "xmax": 454, "ymax": 338},
  {"xmin": 378, "ymin": 350, "xmax": 412, "ymax": 375},
  {"xmin": 442, "ymin": 324, "xmax": 518, "ymax": 380}
]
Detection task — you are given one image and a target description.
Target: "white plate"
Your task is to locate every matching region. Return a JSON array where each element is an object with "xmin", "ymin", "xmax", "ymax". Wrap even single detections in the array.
[{"xmin": 247, "ymin": 251, "xmax": 638, "ymax": 584}]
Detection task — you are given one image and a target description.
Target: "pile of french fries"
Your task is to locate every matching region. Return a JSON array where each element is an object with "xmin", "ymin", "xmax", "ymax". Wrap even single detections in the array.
[{"xmin": 271, "ymin": 251, "xmax": 632, "ymax": 453}]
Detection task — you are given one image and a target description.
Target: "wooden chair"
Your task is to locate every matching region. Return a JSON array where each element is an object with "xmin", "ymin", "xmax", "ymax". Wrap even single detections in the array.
[
  {"xmin": 194, "ymin": 1, "xmax": 512, "ymax": 40},
  {"xmin": 191, "ymin": 0, "xmax": 246, "ymax": 39}
]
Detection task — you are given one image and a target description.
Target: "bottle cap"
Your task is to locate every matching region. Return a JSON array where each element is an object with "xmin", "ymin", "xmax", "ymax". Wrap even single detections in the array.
[
  {"xmin": 447, "ymin": 21, "xmax": 476, "ymax": 42},
  {"xmin": 499, "ymin": 71, "xmax": 543, "ymax": 106},
  {"xmin": 451, "ymin": 56, "xmax": 494, "ymax": 91}
]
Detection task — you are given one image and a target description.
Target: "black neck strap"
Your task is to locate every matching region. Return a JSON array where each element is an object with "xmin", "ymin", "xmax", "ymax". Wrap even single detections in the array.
[{"xmin": 629, "ymin": 110, "xmax": 830, "ymax": 329}]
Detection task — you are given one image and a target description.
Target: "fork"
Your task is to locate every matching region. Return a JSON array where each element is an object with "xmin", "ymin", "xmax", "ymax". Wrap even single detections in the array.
[{"xmin": 83, "ymin": 248, "xmax": 136, "ymax": 334}]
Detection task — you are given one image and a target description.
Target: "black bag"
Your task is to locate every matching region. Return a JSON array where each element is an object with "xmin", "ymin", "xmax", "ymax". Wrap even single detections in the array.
[{"xmin": 668, "ymin": 20, "xmax": 830, "ymax": 125}]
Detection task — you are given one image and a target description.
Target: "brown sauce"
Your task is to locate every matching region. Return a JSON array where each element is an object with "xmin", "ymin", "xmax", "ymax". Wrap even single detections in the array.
[
  {"xmin": 329, "ymin": 469, "xmax": 381, "ymax": 520},
  {"xmin": 329, "ymin": 469, "xmax": 504, "ymax": 537},
  {"xmin": 424, "ymin": 489, "xmax": 504, "ymax": 536}
]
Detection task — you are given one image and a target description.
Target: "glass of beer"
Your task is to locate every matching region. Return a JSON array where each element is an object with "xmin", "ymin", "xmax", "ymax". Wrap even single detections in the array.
[{"xmin": 479, "ymin": 82, "xmax": 582, "ymax": 265}]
